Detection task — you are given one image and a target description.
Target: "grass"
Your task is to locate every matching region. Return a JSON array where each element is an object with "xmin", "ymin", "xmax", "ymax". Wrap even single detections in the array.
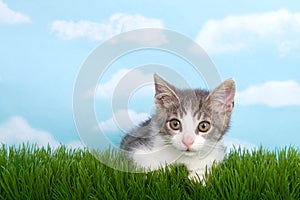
[{"xmin": 0, "ymin": 144, "xmax": 300, "ymax": 199}]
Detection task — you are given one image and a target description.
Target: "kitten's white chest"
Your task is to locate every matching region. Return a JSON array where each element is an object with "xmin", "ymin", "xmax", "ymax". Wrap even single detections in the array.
[
  {"xmin": 131, "ymin": 137, "xmax": 225, "ymax": 180},
  {"xmin": 177, "ymin": 143, "xmax": 225, "ymax": 180},
  {"xmin": 131, "ymin": 137, "xmax": 182, "ymax": 170}
]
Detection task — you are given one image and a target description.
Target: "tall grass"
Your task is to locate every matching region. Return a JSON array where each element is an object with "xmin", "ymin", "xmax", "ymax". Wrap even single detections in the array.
[{"xmin": 0, "ymin": 144, "xmax": 299, "ymax": 199}]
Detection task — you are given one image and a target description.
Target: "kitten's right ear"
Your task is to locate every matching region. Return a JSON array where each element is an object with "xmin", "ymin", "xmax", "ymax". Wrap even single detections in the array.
[{"xmin": 154, "ymin": 74, "xmax": 179, "ymax": 109}]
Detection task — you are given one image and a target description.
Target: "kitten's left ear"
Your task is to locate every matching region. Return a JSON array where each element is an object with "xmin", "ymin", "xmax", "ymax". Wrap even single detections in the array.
[{"xmin": 206, "ymin": 79, "xmax": 236, "ymax": 114}]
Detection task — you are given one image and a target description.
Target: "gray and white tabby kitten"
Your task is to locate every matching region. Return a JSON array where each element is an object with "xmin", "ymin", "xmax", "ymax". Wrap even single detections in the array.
[{"xmin": 120, "ymin": 74, "xmax": 235, "ymax": 180}]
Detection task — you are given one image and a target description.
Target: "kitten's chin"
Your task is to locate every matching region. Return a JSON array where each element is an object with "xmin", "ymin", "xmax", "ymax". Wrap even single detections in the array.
[
  {"xmin": 182, "ymin": 150, "xmax": 198, "ymax": 157},
  {"xmin": 172, "ymin": 145, "xmax": 199, "ymax": 157}
]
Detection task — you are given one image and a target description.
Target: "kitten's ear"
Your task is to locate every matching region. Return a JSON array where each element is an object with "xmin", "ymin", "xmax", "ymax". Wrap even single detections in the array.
[
  {"xmin": 206, "ymin": 79, "xmax": 236, "ymax": 114},
  {"xmin": 154, "ymin": 74, "xmax": 179, "ymax": 108}
]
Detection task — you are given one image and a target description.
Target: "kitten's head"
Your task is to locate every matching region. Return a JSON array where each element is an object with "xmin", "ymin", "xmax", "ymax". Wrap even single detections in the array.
[{"xmin": 153, "ymin": 74, "xmax": 235, "ymax": 156}]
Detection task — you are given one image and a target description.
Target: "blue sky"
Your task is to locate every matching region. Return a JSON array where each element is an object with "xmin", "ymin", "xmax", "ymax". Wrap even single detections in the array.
[{"xmin": 1, "ymin": 0, "xmax": 300, "ymax": 150}]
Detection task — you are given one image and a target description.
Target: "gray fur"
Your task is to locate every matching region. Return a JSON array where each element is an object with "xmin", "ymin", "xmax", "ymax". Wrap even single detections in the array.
[{"xmin": 120, "ymin": 74, "xmax": 235, "ymax": 165}]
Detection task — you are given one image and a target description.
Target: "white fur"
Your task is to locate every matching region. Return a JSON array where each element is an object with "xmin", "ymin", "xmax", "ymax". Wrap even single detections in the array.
[
  {"xmin": 171, "ymin": 110, "xmax": 207, "ymax": 152},
  {"xmin": 131, "ymin": 108, "xmax": 226, "ymax": 181},
  {"xmin": 132, "ymin": 137, "xmax": 225, "ymax": 181}
]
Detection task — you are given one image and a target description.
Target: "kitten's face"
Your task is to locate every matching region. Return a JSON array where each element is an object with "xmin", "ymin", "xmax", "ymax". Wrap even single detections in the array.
[
  {"xmin": 154, "ymin": 74, "xmax": 235, "ymax": 156},
  {"xmin": 165, "ymin": 107, "xmax": 215, "ymax": 156}
]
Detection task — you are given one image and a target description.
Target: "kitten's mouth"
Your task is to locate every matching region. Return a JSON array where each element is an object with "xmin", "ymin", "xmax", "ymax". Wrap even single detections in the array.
[{"xmin": 184, "ymin": 149, "xmax": 196, "ymax": 156}]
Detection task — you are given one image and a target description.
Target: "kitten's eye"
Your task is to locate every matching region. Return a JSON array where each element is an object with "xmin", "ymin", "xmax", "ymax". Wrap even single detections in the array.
[
  {"xmin": 169, "ymin": 119, "xmax": 181, "ymax": 131},
  {"xmin": 198, "ymin": 121, "xmax": 211, "ymax": 133}
]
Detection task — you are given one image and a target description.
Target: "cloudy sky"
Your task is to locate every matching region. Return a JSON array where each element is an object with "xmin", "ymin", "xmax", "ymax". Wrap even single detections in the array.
[{"xmin": 1, "ymin": 0, "xmax": 300, "ymax": 150}]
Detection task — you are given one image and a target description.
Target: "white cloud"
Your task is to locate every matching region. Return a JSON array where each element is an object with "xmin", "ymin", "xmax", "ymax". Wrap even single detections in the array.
[
  {"xmin": 98, "ymin": 109, "xmax": 150, "ymax": 133},
  {"xmin": 51, "ymin": 13, "xmax": 164, "ymax": 41},
  {"xmin": 0, "ymin": 116, "xmax": 60, "ymax": 148},
  {"xmin": 223, "ymin": 136, "xmax": 257, "ymax": 154},
  {"xmin": 196, "ymin": 9, "xmax": 300, "ymax": 55},
  {"xmin": 95, "ymin": 68, "xmax": 154, "ymax": 99},
  {"xmin": 0, "ymin": 1, "xmax": 31, "ymax": 24},
  {"xmin": 236, "ymin": 80, "xmax": 300, "ymax": 107},
  {"xmin": 0, "ymin": 116, "xmax": 85, "ymax": 149},
  {"xmin": 95, "ymin": 69, "xmax": 130, "ymax": 99}
]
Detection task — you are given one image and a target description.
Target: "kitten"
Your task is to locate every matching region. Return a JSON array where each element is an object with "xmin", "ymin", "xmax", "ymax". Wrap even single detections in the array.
[{"xmin": 120, "ymin": 74, "xmax": 235, "ymax": 181}]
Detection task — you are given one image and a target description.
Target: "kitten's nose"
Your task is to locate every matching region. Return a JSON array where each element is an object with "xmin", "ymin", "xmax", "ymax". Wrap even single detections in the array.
[{"xmin": 182, "ymin": 137, "xmax": 194, "ymax": 148}]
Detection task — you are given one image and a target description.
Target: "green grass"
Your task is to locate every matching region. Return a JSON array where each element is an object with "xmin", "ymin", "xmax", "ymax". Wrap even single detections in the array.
[{"xmin": 0, "ymin": 144, "xmax": 300, "ymax": 199}]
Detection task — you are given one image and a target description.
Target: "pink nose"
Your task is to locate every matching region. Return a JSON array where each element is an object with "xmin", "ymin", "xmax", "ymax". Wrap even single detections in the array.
[{"xmin": 182, "ymin": 138, "xmax": 194, "ymax": 148}]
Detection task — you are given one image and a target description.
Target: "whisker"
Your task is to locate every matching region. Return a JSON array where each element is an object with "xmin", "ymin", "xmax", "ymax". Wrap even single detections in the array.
[{"xmin": 170, "ymin": 141, "xmax": 224, "ymax": 149}]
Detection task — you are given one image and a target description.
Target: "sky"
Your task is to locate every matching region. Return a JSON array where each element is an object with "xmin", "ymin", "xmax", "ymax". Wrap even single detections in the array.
[{"xmin": 0, "ymin": 0, "xmax": 300, "ymax": 150}]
